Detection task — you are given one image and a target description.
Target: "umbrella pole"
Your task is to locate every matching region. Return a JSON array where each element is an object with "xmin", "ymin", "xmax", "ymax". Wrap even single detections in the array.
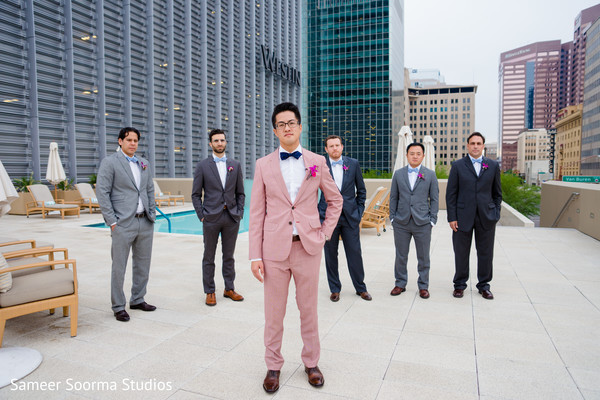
[{"xmin": 54, "ymin": 185, "xmax": 58, "ymax": 200}]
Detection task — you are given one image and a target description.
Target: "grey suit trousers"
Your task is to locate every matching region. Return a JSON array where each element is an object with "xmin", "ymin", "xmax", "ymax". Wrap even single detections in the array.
[
  {"xmin": 111, "ymin": 216, "xmax": 154, "ymax": 312},
  {"xmin": 202, "ymin": 211, "xmax": 239, "ymax": 293},
  {"xmin": 392, "ymin": 218, "xmax": 432, "ymax": 289}
]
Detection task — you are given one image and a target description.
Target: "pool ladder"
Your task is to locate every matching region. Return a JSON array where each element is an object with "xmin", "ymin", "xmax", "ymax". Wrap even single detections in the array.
[{"xmin": 155, "ymin": 207, "xmax": 172, "ymax": 233}]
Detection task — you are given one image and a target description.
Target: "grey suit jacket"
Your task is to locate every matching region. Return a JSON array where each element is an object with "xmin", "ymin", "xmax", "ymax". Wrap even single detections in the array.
[
  {"xmin": 96, "ymin": 151, "xmax": 156, "ymax": 228},
  {"xmin": 389, "ymin": 165, "xmax": 439, "ymax": 226},
  {"xmin": 191, "ymin": 156, "xmax": 245, "ymax": 223}
]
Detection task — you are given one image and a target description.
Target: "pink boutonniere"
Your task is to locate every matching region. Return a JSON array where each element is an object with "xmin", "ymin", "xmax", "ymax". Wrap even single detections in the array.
[
  {"xmin": 228, "ymin": 166, "xmax": 233, "ymax": 172},
  {"xmin": 307, "ymin": 165, "xmax": 318, "ymax": 179},
  {"xmin": 343, "ymin": 165, "xmax": 349, "ymax": 171},
  {"xmin": 482, "ymin": 163, "xmax": 489, "ymax": 170},
  {"xmin": 140, "ymin": 161, "xmax": 147, "ymax": 170},
  {"xmin": 418, "ymin": 172, "xmax": 425, "ymax": 180}
]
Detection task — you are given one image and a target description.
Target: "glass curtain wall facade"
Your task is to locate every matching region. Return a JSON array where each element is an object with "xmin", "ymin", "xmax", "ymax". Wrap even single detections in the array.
[
  {"xmin": 0, "ymin": 0, "xmax": 301, "ymax": 181},
  {"xmin": 304, "ymin": 0, "xmax": 404, "ymax": 172},
  {"xmin": 582, "ymin": 17, "xmax": 600, "ymax": 175}
]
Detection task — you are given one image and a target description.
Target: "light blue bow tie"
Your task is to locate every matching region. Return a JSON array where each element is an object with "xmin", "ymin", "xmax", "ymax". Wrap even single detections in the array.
[
  {"xmin": 125, "ymin": 155, "xmax": 138, "ymax": 163},
  {"xmin": 472, "ymin": 158, "xmax": 482, "ymax": 164},
  {"xmin": 214, "ymin": 156, "xmax": 227, "ymax": 163},
  {"xmin": 408, "ymin": 167, "xmax": 419, "ymax": 173},
  {"xmin": 331, "ymin": 160, "xmax": 343, "ymax": 166}
]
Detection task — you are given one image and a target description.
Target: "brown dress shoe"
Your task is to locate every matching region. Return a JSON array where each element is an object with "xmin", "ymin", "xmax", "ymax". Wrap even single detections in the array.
[
  {"xmin": 130, "ymin": 301, "xmax": 156, "ymax": 311},
  {"xmin": 479, "ymin": 289, "xmax": 494, "ymax": 300},
  {"xmin": 419, "ymin": 289, "xmax": 430, "ymax": 299},
  {"xmin": 390, "ymin": 286, "xmax": 406, "ymax": 296},
  {"xmin": 305, "ymin": 366, "xmax": 324, "ymax": 387},
  {"xmin": 223, "ymin": 289, "xmax": 244, "ymax": 301},
  {"xmin": 263, "ymin": 370, "xmax": 280, "ymax": 393},
  {"xmin": 356, "ymin": 291, "xmax": 372, "ymax": 301},
  {"xmin": 114, "ymin": 310, "xmax": 130, "ymax": 322},
  {"xmin": 330, "ymin": 292, "xmax": 340, "ymax": 302},
  {"xmin": 453, "ymin": 289, "xmax": 464, "ymax": 298},
  {"xmin": 205, "ymin": 293, "xmax": 216, "ymax": 306}
]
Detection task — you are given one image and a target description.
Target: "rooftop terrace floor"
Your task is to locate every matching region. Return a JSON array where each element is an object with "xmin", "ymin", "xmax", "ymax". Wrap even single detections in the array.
[{"xmin": 1, "ymin": 207, "xmax": 599, "ymax": 399}]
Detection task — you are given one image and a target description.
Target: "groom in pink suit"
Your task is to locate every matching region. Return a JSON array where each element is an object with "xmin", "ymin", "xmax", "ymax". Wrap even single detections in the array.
[{"xmin": 250, "ymin": 102, "xmax": 343, "ymax": 393}]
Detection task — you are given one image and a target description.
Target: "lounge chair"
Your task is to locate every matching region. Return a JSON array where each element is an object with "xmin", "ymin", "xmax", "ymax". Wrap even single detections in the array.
[
  {"xmin": 359, "ymin": 186, "xmax": 388, "ymax": 236},
  {"xmin": 0, "ymin": 249, "xmax": 78, "ymax": 347},
  {"xmin": 153, "ymin": 180, "xmax": 184, "ymax": 206},
  {"xmin": 75, "ymin": 183, "xmax": 101, "ymax": 214},
  {"xmin": 0, "ymin": 238, "xmax": 54, "ymax": 253},
  {"xmin": 26, "ymin": 184, "xmax": 80, "ymax": 219}
]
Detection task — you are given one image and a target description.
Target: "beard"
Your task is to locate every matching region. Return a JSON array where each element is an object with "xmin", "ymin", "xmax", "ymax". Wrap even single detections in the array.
[{"xmin": 212, "ymin": 146, "xmax": 226, "ymax": 155}]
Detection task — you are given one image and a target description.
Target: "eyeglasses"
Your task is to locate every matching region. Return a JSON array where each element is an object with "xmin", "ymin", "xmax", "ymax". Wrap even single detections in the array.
[{"xmin": 275, "ymin": 120, "xmax": 299, "ymax": 130}]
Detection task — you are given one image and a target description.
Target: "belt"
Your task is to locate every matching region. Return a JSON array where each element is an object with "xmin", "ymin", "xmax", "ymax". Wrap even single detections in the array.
[
  {"xmin": 134, "ymin": 212, "xmax": 146, "ymax": 218},
  {"xmin": 292, "ymin": 235, "xmax": 301, "ymax": 242}
]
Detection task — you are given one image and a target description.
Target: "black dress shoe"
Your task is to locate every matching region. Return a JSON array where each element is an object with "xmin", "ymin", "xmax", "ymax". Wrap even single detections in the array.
[
  {"xmin": 330, "ymin": 292, "xmax": 340, "ymax": 302},
  {"xmin": 453, "ymin": 289, "xmax": 464, "ymax": 298},
  {"xmin": 263, "ymin": 370, "xmax": 280, "ymax": 393},
  {"xmin": 479, "ymin": 289, "xmax": 494, "ymax": 300},
  {"xmin": 114, "ymin": 310, "xmax": 130, "ymax": 322},
  {"xmin": 130, "ymin": 301, "xmax": 157, "ymax": 311}
]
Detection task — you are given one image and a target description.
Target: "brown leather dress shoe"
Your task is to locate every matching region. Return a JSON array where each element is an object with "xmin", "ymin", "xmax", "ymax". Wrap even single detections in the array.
[
  {"xmin": 419, "ymin": 289, "xmax": 430, "ymax": 299},
  {"xmin": 114, "ymin": 310, "xmax": 130, "ymax": 322},
  {"xmin": 479, "ymin": 289, "xmax": 494, "ymax": 300},
  {"xmin": 356, "ymin": 291, "xmax": 372, "ymax": 301},
  {"xmin": 223, "ymin": 289, "xmax": 244, "ymax": 301},
  {"xmin": 263, "ymin": 370, "xmax": 280, "ymax": 393},
  {"xmin": 390, "ymin": 286, "xmax": 406, "ymax": 296},
  {"xmin": 453, "ymin": 289, "xmax": 464, "ymax": 298},
  {"xmin": 330, "ymin": 292, "xmax": 340, "ymax": 302},
  {"xmin": 206, "ymin": 293, "xmax": 216, "ymax": 306},
  {"xmin": 129, "ymin": 301, "xmax": 156, "ymax": 311},
  {"xmin": 305, "ymin": 366, "xmax": 324, "ymax": 387}
]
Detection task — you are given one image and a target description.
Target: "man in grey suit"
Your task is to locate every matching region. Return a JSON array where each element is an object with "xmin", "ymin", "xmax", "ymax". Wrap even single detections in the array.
[
  {"xmin": 389, "ymin": 142, "xmax": 439, "ymax": 299},
  {"xmin": 192, "ymin": 129, "xmax": 245, "ymax": 306},
  {"xmin": 317, "ymin": 135, "xmax": 371, "ymax": 302},
  {"xmin": 97, "ymin": 127, "xmax": 157, "ymax": 322}
]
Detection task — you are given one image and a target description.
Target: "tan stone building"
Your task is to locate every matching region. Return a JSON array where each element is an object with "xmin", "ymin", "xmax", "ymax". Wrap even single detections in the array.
[
  {"xmin": 516, "ymin": 129, "xmax": 550, "ymax": 182},
  {"xmin": 555, "ymin": 105, "xmax": 583, "ymax": 178}
]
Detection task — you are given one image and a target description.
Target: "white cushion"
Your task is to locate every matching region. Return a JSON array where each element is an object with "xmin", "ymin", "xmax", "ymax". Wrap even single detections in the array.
[{"xmin": 0, "ymin": 253, "xmax": 12, "ymax": 293}]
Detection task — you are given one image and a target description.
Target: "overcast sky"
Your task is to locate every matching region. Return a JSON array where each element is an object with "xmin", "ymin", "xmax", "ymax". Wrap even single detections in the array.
[{"xmin": 404, "ymin": 0, "xmax": 600, "ymax": 144}]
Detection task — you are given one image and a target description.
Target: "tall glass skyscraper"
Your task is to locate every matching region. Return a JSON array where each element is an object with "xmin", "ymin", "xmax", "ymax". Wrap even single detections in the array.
[
  {"xmin": 304, "ymin": 0, "xmax": 404, "ymax": 172},
  {"xmin": 0, "ymin": 0, "xmax": 301, "ymax": 181}
]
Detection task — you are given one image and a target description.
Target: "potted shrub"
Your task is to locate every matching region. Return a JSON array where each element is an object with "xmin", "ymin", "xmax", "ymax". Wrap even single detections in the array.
[
  {"xmin": 55, "ymin": 178, "xmax": 80, "ymax": 202},
  {"xmin": 8, "ymin": 174, "xmax": 38, "ymax": 215}
]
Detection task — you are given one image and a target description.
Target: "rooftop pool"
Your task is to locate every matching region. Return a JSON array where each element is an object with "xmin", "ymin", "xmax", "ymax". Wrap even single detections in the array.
[{"xmin": 86, "ymin": 208, "xmax": 250, "ymax": 235}]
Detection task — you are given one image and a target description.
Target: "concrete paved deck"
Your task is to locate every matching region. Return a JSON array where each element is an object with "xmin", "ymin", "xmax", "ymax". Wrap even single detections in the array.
[{"xmin": 1, "ymin": 207, "xmax": 599, "ymax": 399}]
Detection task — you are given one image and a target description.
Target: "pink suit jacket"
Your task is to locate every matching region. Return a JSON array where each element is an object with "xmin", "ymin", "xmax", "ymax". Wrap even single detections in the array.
[{"xmin": 249, "ymin": 149, "xmax": 343, "ymax": 261}]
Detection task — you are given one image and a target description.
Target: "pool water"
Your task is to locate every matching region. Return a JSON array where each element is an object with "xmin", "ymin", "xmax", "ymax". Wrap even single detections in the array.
[{"xmin": 86, "ymin": 208, "xmax": 250, "ymax": 235}]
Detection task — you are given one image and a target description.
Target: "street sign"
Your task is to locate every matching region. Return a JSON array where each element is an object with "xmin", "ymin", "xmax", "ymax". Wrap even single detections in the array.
[{"xmin": 562, "ymin": 176, "xmax": 600, "ymax": 183}]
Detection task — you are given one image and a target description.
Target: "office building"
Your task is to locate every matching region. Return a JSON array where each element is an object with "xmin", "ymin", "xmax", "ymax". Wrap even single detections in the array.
[
  {"xmin": 485, "ymin": 142, "xmax": 498, "ymax": 161},
  {"xmin": 304, "ymin": 0, "xmax": 405, "ymax": 172},
  {"xmin": 516, "ymin": 128, "xmax": 550, "ymax": 173},
  {"xmin": 407, "ymin": 85, "xmax": 477, "ymax": 166},
  {"xmin": 555, "ymin": 105, "xmax": 583, "ymax": 177},
  {"xmin": 0, "ymin": 0, "xmax": 301, "ymax": 181},
  {"xmin": 409, "ymin": 69, "xmax": 445, "ymax": 88},
  {"xmin": 582, "ymin": 16, "xmax": 600, "ymax": 175}
]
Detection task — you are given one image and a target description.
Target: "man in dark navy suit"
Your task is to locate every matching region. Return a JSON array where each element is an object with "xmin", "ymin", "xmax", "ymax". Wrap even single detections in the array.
[
  {"xmin": 318, "ymin": 135, "xmax": 371, "ymax": 302},
  {"xmin": 446, "ymin": 132, "xmax": 502, "ymax": 300}
]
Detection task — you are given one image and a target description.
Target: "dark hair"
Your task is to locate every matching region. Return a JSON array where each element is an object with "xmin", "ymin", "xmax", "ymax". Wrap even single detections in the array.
[
  {"xmin": 118, "ymin": 127, "xmax": 140, "ymax": 141},
  {"xmin": 467, "ymin": 132, "xmax": 485, "ymax": 144},
  {"xmin": 406, "ymin": 142, "xmax": 425, "ymax": 154},
  {"xmin": 271, "ymin": 102, "xmax": 301, "ymax": 128},
  {"xmin": 325, "ymin": 135, "xmax": 343, "ymax": 146},
  {"xmin": 209, "ymin": 129, "xmax": 226, "ymax": 142}
]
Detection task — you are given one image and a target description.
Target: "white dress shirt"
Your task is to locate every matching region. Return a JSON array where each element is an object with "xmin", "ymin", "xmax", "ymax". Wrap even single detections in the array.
[
  {"xmin": 469, "ymin": 155, "xmax": 483, "ymax": 176},
  {"xmin": 279, "ymin": 145, "xmax": 305, "ymax": 234},
  {"xmin": 408, "ymin": 164, "xmax": 421, "ymax": 191},
  {"xmin": 128, "ymin": 158, "xmax": 145, "ymax": 214},
  {"xmin": 330, "ymin": 156, "xmax": 344, "ymax": 191},
  {"xmin": 214, "ymin": 154, "xmax": 227, "ymax": 188}
]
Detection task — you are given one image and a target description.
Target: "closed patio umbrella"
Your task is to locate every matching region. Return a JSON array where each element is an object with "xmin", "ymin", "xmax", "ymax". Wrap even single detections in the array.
[
  {"xmin": 0, "ymin": 160, "xmax": 18, "ymax": 217},
  {"xmin": 45, "ymin": 142, "xmax": 66, "ymax": 198},
  {"xmin": 423, "ymin": 135, "xmax": 436, "ymax": 171},
  {"xmin": 393, "ymin": 126, "xmax": 414, "ymax": 172}
]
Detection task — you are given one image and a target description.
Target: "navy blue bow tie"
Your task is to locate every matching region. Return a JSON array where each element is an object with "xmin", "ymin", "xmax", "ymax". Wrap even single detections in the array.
[
  {"xmin": 408, "ymin": 167, "xmax": 419, "ymax": 173},
  {"xmin": 280, "ymin": 151, "xmax": 302, "ymax": 160},
  {"xmin": 331, "ymin": 160, "xmax": 343, "ymax": 166},
  {"xmin": 214, "ymin": 156, "xmax": 227, "ymax": 163},
  {"xmin": 125, "ymin": 155, "xmax": 138, "ymax": 163},
  {"xmin": 472, "ymin": 158, "xmax": 482, "ymax": 164}
]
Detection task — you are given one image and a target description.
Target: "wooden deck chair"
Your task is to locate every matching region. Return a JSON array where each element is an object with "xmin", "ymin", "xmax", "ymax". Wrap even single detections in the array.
[
  {"xmin": 153, "ymin": 180, "xmax": 184, "ymax": 206},
  {"xmin": 75, "ymin": 183, "xmax": 101, "ymax": 214},
  {"xmin": 26, "ymin": 185, "xmax": 80, "ymax": 219},
  {"xmin": 0, "ymin": 238, "xmax": 54, "ymax": 254},
  {"xmin": 359, "ymin": 186, "xmax": 388, "ymax": 236}
]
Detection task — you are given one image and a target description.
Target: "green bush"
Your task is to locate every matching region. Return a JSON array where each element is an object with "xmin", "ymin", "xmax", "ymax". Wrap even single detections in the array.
[
  {"xmin": 88, "ymin": 173, "xmax": 97, "ymax": 185},
  {"xmin": 435, "ymin": 161, "xmax": 449, "ymax": 179},
  {"xmin": 12, "ymin": 174, "xmax": 39, "ymax": 192},
  {"xmin": 501, "ymin": 172, "xmax": 540, "ymax": 217},
  {"xmin": 362, "ymin": 169, "xmax": 392, "ymax": 179},
  {"xmin": 57, "ymin": 178, "xmax": 75, "ymax": 190}
]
